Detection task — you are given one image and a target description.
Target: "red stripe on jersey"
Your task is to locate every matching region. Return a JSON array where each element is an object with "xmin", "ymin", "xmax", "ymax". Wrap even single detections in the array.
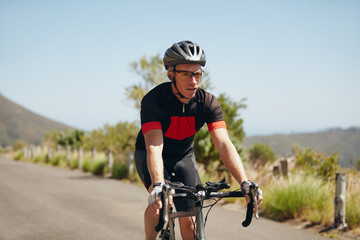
[
  {"xmin": 207, "ymin": 121, "xmax": 226, "ymax": 132},
  {"xmin": 142, "ymin": 121, "xmax": 162, "ymax": 135},
  {"xmin": 164, "ymin": 116, "xmax": 196, "ymax": 140}
]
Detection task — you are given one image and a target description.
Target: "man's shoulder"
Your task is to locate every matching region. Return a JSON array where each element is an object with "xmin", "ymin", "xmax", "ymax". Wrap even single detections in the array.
[
  {"xmin": 141, "ymin": 82, "xmax": 171, "ymax": 110},
  {"xmin": 194, "ymin": 88, "xmax": 217, "ymax": 104},
  {"xmin": 143, "ymin": 82, "xmax": 171, "ymax": 100}
]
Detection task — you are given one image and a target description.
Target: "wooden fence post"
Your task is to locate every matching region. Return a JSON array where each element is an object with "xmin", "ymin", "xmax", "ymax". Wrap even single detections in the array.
[
  {"xmin": 66, "ymin": 145, "xmax": 71, "ymax": 167},
  {"xmin": 91, "ymin": 147, "xmax": 96, "ymax": 161},
  {"xmin": 108, "ymin": 150, "xmax": 113, "ymax": 172},
  {"xmin": 127, "ymin": 151, "xmax": 134, "ymax": 175},
  {"xmin": 334, "ymin": 172, "xmax": 348, "ymax": 230},
  {"xmin": 78, "ymin": 147, "xmax": 83, "ymax": 169},
  {"xmin": 57, "ymin": 145, "xmax": 62, "ymax": 154},
  {"xmin": 273, "ymin": 166, "xmax": 280, "ymax": 177},
  {"xmin": 30, "ymin": 147, "xmax": 34, "ymax": 160},
  {"xmin": 47, "ymin": 147, "xmax": 52, "ymax": 162},
  {"xmin": 23, "ymin": 147, "xmax": 28, "ymax": 159},
  {"xmin": 280, "ymin": 159, "xmax": 288, "ymax": 177}
]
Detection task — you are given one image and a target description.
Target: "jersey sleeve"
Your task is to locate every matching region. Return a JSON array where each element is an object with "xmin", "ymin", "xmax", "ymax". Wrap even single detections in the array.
[
  {"xmin": 140, "ymin": 94, "xmax": 163, "ymax": 135},
  {"xmin": 205, "ymin": 94, "xmax": 226, "ymax": 132}
]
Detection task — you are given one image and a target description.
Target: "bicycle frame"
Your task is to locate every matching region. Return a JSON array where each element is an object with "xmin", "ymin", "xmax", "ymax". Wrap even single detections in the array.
[{"xmin": 161, "ymin": 205, "xmax": 205, "ymax": 240}]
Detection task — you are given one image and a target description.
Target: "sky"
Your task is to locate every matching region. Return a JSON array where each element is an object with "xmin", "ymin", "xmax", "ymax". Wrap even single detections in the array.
[{"xmin": 1, "ymin": 0, "xmax": 359, "ymax": 136}]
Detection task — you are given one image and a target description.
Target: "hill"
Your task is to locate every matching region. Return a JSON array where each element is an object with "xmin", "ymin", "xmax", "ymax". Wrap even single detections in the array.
[
  {"xmin": 0, "ymin": 93, "xmax": 72, "ymax": 146},
  {"xmin": 243, "ymin": 127, "xmax": 360, "ymax": 168}
]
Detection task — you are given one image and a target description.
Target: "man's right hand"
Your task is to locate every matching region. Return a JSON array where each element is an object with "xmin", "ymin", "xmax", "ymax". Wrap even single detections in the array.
[
  {"xmin": 147, "ymin": 195, "xmax": 162, "ymax": 217},
  {"xmin": 148, "ymin": 184, "xmax": 163, "ymax": 205},
  {"xmin": 147, "ymin": 183, "xmax": 164, "ymax": 217}
]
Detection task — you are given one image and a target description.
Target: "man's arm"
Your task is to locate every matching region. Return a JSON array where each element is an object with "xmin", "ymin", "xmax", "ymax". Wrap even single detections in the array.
[
  {"xmin": 209, "ymin": 128, "xmax": 248, "ymax": 184},
  {"xmin": 144, "ymin": 129, "xmax": 164, "ymax": 190}
]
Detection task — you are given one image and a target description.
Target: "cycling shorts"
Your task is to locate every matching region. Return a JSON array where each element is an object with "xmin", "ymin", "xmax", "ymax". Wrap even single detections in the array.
[{"xmin": 135, "ymin": 149, "xmax": 201, "ymax": 211}]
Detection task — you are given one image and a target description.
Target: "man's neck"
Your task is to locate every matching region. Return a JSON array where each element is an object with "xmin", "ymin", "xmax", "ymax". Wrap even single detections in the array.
[{"xmin": 171, "ymin": 84, "xmax": 190, "ymax": 103}]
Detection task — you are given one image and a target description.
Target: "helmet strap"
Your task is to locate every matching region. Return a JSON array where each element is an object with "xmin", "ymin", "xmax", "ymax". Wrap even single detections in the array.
[{"xmin": 171, "ymin": 65, "xmax": 192, "ymax": 100}]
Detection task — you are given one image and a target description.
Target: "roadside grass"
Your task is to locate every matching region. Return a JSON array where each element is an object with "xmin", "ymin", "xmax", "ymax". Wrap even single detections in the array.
[
  {"xmin": 347, "ymin": 188, "xmax": 360, "ymax": 229},
  {"xmin": 346, "ymin": 171, "xmax": 360, "ymax": 230},
  {"xmin": 261, "ymin": 175, "xmax": 334, "ymax": 225}
]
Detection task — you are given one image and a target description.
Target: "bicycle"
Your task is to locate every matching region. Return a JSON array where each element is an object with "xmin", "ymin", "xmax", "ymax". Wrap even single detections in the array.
[{"xmin": 155, "ymin": 178, "xmax": 260, "ymax": 240}]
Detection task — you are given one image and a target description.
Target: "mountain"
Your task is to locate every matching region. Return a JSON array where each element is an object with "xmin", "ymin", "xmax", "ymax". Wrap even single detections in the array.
[
  {"xmin": 243, "ymin": 127, "xmax": 360, "ymax": 168},
  {"xmin": 0, "ymin": 93, "xmax": 72, "ymax": 146}
]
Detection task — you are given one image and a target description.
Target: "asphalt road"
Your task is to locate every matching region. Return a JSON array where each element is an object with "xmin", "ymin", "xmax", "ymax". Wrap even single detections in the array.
[{"xmin": 0, "ymin": 155, "xmax": 328, "ymax": 240}]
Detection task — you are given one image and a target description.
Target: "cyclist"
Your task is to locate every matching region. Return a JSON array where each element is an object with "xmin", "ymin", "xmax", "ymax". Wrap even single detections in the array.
[{"xmin": 135, "ymin": 40, "xmax": 263, "ymax": 240}]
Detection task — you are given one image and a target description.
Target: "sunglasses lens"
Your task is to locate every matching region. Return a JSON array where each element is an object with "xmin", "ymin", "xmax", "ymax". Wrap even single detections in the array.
[
  {"xmin": 175, "ymin": 70, "xmax": 203, "ymax": 80},
  {"xmin": 194, "ymin": 71, "xmax": 203, "ymax": 79}
]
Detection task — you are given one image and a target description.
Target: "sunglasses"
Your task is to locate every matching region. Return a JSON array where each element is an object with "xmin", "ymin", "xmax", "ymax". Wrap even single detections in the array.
[{"xmin": 173, "ymin": 70, "xmax": 204, "ymax": 80}]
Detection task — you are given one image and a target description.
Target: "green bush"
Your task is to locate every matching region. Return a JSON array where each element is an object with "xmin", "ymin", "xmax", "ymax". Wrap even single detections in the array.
[
  {"xmin": 69, "ymin": 158, "xmax": 78, "ymax": 169},
  {"xmin": 91, "ymin": 159, "xmax": 107, "ymax": 175},
  {"xmin": 112, "ymin": 161, "xmax": 128, "ymax": 179},
  {"xmin": 12, "ymin": 140, "xmax": 27, "ymax": 151},
  {"xmin": 50, "ymin": 153, "xmax": 66, "ymax": 166},
  {"xmin": 14, "ymin": 152, "xmax": 24, "ymax": 161},
  {"xmin": 262, "ymin": 175, "xmax": 333, "ymax": 224},
  {"xmin": 33, "ymin": 154, "xmax": 46, "ymax": 163},
  {"xmin": 82, "ymin": 158, "xmax": 91, "ymax": 172},
  {"xmin": 248, "ymin": 143, "xmax": 276, "ymax": 168},
  {"xmin": 294, "ymin": 146, "xmax": 339, "ymax": 178}
]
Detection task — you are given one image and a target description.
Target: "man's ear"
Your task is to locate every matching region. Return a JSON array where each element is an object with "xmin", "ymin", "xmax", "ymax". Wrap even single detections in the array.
[{"xmin": 167, "ymin": 70, "xmax": 174, "ymax": 81}]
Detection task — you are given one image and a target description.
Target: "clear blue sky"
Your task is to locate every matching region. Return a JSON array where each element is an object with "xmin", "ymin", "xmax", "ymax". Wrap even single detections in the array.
[{"xmin": 1, "ymin": 0, "xmax": 359, "ymax": 136}]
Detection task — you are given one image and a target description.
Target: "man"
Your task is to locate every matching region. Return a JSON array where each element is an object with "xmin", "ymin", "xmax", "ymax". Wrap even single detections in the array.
[{"xmin": 135, "ymin": 40, "xmax": 262, "ymax": 240}]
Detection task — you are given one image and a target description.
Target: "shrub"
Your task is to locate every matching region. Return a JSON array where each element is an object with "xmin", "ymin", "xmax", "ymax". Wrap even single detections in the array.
[
  {"xmin": 262, "ymin": 175, "xmax": 333, "ymax": 225},
  {"xmin": 69, "ymin": 158, "xmax": 78, "ymax": 169},
  {"xmin": 248, "ymin": 143, "xmax": 276, "ymax": 168},
  {"xmin": 111, "ymin": 161, "xmax": 128, "ymax": 179},
  {"xmin": 82, "ymin": 158, "xmax": 91, "ymax": 172},
  {"xmin": 294, "ymin": 146, "xmax": 339, "ymax": 178},
  {"xmin": 91, "ymin": 159, "xmax": 107, "ymax": 175},
  {"xmin": 33, "ymin": 154, "xmax": 46, "ymax": 164},
  {"xmin": 14, "ymin": 152, "xmax": 24, "ymax": 161},
  {"xmin": 50, "ymin": 153, "xmax": 66, "ymax": 166},
  {"xmin": 12, "ymin": 140, "xmax": 27, "ymax": 151}
]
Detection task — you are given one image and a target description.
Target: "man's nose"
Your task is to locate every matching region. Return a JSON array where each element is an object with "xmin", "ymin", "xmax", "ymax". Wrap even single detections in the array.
[{"xmin": 190, "ymin": 75, "xmax": 198, "ymax": 84}]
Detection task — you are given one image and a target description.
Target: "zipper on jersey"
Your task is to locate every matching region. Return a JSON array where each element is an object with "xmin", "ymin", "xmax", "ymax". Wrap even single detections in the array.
[{"xmin": 182, "ymin": 103, "xmax": 185, "ymax": 114}]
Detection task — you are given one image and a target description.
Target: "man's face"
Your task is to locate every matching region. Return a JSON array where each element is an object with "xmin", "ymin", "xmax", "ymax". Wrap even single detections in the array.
[{"xmin": 169, "ymin": 64, "xmax": 202, "ymax": 102}]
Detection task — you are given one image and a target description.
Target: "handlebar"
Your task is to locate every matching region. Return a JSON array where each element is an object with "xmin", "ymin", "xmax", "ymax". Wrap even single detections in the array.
[{"xmin": 155, "ymin": 179, "xmax": 260, "ymax": 232}]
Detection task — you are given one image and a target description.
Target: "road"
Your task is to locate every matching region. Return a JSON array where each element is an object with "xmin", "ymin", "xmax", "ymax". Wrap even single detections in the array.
[{"xmin": 0, "ymin": 155, "xmax": 328, "ymax": 240}]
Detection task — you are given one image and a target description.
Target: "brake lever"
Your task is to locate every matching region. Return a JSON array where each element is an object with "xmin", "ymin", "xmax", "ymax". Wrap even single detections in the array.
[
  {"xmin": 155, "ymin": 184, "xmax": 171, "ymax": 232},
  {"xmin": 251, "ymin": 184, "xmax": 259, "ymax": 219},
  {"xmin": 162, "ymin": 184, "xmax": 171, "ymax": 223}
]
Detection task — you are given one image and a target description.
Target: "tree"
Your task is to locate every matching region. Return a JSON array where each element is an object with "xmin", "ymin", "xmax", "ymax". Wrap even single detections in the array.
[
  {"xmin": 12, "ymin": 140, "xmax": 27, "ymax": 151},
  {"xmin": 195, "ymin": 94, "xmax": 247, "ymax": 170},
  {"xmin": 56, "ymin": 129, "xmax": 85, "ymax": 150},
  {"xmin": 44, "ymin": 128, "xmax": 60, "ymax": 147},
  {"xmin": 89, "ymin": 122, "xmax": 139, "ymax": 156},
  {"xmin": 294, "ymin": 146, "xmax": 340, "ymax": 178},
  {"xmin": 126, "ymin": 54, "xmax": 167, "ymax": 108},
  {"xmin": 248, "ymin": 143, "xmax": 276, "ymax": 168}
]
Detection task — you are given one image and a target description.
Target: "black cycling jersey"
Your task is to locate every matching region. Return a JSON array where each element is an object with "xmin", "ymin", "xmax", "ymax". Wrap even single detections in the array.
[{"xmin": 135, "ymin": 82, "xmax": 226, "ymax": 157}]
